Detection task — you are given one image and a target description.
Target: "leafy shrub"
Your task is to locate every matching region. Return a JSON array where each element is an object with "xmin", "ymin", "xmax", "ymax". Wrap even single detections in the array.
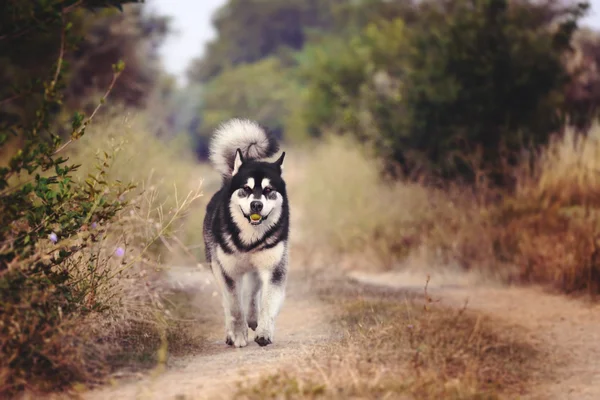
[
  {"xmin": 0, "ymin": 1, "xmax": 203, "ymax": 395},
  {"xmin": 300, "ymin": 0, "xmax": 590, "ymax": 183}
]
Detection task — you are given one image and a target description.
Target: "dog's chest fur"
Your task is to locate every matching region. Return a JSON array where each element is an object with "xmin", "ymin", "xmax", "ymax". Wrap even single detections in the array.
[{"xmin": 215, "ymin": 242, "xmax": 286, "ymax": 276}]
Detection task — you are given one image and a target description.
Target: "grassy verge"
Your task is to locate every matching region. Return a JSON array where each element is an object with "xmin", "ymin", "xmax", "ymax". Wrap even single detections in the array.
[
  {"xmin": 234, "ymin": 282, "xmax": 541, "ymax": 399},
  {"xmin": 0, "ymin": 113, "xmax": 207, "ymax": 397},
  {"xmin": 289, "ymin": 130, "xmax": 600, "ymax": 296}
]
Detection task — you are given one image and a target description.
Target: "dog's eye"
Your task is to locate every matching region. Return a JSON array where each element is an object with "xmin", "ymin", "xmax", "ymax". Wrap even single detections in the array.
[
  {"xmin": 243, "ymin": 186, "xmax": 252, "ymax": 193},
  {"xmin": 264, "ymin": 187, "xmax": 272, "ymax": 194}
]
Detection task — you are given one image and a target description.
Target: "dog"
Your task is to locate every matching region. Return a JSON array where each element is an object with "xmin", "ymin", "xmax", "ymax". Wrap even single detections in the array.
[{"xmin": 203, "ymin": 118, "xmax": 289, "ymax": 348}]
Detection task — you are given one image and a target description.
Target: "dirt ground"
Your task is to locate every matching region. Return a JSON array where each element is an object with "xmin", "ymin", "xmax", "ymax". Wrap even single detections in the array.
[
  {"xmin": 76, "ymin": 266, "xmax": 600, "ymax": 400},
  {"xmin": 349, "ymin": 270, "xmax": 600, "ymax": 400},
  {"xmin": 82, "ymin": 268, "xmax": 338, "ymax": 400}
]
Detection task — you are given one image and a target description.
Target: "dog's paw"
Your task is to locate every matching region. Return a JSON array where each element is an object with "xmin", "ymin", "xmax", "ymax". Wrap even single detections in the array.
[
  {"xmin": 254, "ymin": 335, "xmax": 272, "ymax": 347},
  {"xmin": 254, "ymin": 326, "xmax": 273, "ymax": 346},
  {"xmin": 225, "ymin": 331, "xmax": 248, "ymax": 348},
  {"xmin": 248, "ymin": 320, "xmax": 257, "ymax": 331}
]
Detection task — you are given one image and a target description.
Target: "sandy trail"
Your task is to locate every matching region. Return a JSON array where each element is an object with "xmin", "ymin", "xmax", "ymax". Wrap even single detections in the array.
[
  {"xmin": 83, "ymin": 268, "xmax": 337, "ymax": 400},
  {"xmin": 82, "ymin": 265, "xmax": 600, "ymax": 400},
  {"xmin": 349, "ymin": 270, "xmax": 600, "ymax": 400}
]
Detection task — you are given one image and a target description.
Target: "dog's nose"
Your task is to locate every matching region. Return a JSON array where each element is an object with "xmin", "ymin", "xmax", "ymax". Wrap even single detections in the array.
[{"xmin": 250, "ymin": 201, "xmax": 263, "ymax": 213}]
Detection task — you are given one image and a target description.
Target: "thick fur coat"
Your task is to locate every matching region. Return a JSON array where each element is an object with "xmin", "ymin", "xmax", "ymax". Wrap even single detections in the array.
[{"xmin": 203, "ymin": 119, "xmax": 289, "ymax": 347}]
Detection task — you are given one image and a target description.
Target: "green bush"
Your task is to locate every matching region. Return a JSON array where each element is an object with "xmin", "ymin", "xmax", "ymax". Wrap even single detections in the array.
[
  {"xmin": 300, "ymin": 0, "xmax": 590, "ymax": 183},
  {"xmin": 0, "ymin": 1, "xmax": 146, "ymax": 395},
  {"xmin": 196, "ymin": 57, "xmax": 305, "ymax": 142},
  {"xmin": 186, "ymin": 0, "xmax": 340, "ymax": 83}
]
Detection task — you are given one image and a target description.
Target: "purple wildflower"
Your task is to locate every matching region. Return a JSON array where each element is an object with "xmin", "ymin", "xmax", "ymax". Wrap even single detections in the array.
[
  {"xmin": 48, "ymin": 232, "xmax": 58, "ymax": 243},
  {"xmin": 91, "ymin": 222, "xmax": 97, "ymax": 229},
  {"xmin": 115, "ymin": 247, "xmax": 125, "ymax": 257}
]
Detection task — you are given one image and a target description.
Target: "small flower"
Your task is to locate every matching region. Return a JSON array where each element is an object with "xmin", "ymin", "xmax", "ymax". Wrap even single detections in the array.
[
  {"xmin": 118, "ymin": 194, "xmax": 125, "ymax": 202},
  {"xmin": 91, "ymin": 222, "xmax": 97, "ymax": 229},
  {"xmin": 48, "ymin": 232, "xmax": 58, "ymax": 243},
  {"xmin": 407, "ymin": 324, "xmax": 414, "ymax": 329},
  {"xmin": 114, "ymin": 247, "xmax": 125, "ymax": 257}
]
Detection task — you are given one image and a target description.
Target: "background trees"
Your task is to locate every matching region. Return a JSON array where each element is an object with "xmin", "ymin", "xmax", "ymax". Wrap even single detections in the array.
[{"xmin": 184, "ymin": 0, "xmax": 598, "ymax": 184}]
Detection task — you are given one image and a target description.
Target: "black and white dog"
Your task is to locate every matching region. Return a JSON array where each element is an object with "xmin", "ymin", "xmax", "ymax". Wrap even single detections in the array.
[{"xmin": 203, "ymin": 118, "xmax": 289, "ymax": 348}]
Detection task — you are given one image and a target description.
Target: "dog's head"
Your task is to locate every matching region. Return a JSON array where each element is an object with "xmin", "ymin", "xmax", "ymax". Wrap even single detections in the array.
[{"xmin": 229, "ymin": 149, "xmax": 286, "ymax": 227}]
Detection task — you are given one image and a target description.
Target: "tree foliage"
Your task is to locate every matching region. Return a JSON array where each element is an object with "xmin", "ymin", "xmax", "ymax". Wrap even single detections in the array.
[
  {"xmin": 197, "ymin": 58, "xmax": 302, "ymax": 139},
  {"xmin": 300, "ymin": 0, "xmax": 591, "ymax": 182},
  {"xmin": 185, "ymin": 0, "xmax": 599, "ymax": 183},
  {"xmin": 0, "ymin": 0, "xmax": 169, "ymax": 139},
  {"xmin": 186, "ymin": 0, "xmax": 343, "ymax": 83}
]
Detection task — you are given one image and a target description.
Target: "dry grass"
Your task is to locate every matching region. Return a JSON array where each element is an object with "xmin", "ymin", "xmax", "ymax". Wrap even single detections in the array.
[
  {"xmin": 66, "ymin": 114, "xmax": 210, "ymax": 377},
  {"xmin": 0, "ymin": 113, "xmax": 208, "ymax": 397},
  {"xmin": 288, "ymin": 135, "xmax": 495, "ymax": 273},
  {"xmin": 234, "ymin": 284, "xmax": 540, "ymax": 399},
  {"xmin": 490, "ymin": 126, "xmax": 600, "ymax": 295},
  {"xmin": 515, "ymin": 127, "xmax": 600, "ymax": 207},
  {"xmin": 290, "ymin": 129, "xmax": 600, "ymax": 295}
]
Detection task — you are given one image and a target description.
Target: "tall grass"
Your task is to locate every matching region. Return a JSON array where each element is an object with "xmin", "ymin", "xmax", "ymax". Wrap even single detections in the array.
[
  {"xmin": 289, "ymin": 135, "xmax": 493, "ymax": 273},
  {"xmin": 291, "ymin": 128, "xmax": 600, "ymax": 295},
  {"xmin": 68, "ymin": 112, "xmax": 210, "ymax": 263},
  {"xmin": 0, "ymin": 113, "xmax": 206, "ymax": 397},
  {"xmin": 496, "ymin": 126, "xmax": 600, "ymax": 295},
  {"xmin": 515, "ymin": 127, "xmax": 600, "ymax": 207}
]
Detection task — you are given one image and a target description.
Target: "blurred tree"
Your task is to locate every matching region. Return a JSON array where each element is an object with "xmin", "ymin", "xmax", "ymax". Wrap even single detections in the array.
[
  {"xmin": 63, "ymin": 5, "xmax": 170, "ymax": 112},
  {"xmin": 397, "ymin": 0, "xmax": 589, "ymax": 181},
  {"xmin": 183, "ymin": 0, "xmax": 420, "ymax": 149},
  {"xmin": 301, "ymin": 0, "xmax": 591, "ymax": 184},
  {"xmin": 195, "ymin": 57, "xmax": 303, "ymax": 145},
  {"xmin": 564, "ymin": 27, "xmax": 600, "ymax": 131},
  {"xmin": 186, "ymin": 0, "xmax": 344, "ymax": 83},
  {"xmin": 0, "ymin": 0, "xmax": 169, "ymax": 143}
]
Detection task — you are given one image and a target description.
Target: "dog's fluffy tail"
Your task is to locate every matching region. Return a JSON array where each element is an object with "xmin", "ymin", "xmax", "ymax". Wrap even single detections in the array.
[{"xmin": 209, "ymin": 118, "xmax": 280, "ymax": 178}]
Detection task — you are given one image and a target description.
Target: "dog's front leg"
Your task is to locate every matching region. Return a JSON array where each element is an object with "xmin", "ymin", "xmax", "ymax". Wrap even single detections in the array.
[
  {"xmin": 212, "ymin": 258, "xmax": 247, "ymax": 348},
  {"xmin": 245, "ymin": 271, "xmax": 262, "ymax": 331},
  {"xmin": 252, "ymin": 245, "xmax": 288, "ymax": 346}
]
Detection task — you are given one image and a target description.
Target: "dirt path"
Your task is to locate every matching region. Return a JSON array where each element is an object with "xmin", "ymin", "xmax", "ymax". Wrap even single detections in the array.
[
  {"xmin": 83, "ymin": 268, "xmax": 337, "ymax": 400},
  {"xmin": 349, "ymin": 270, "xmax": 600, "ymax": 400},
  {"xmin": 81, "ymin": 265, "xmax": 600, "ymax": 400}
]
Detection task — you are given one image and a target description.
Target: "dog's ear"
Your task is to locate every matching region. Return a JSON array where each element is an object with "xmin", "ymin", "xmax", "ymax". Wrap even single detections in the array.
[
  {"xmin": 274, "ymin": 152, "xmax": 285, "ymax": 174},
  {"xmin": 232, "ymin": 148, "xmax": 244, "ymax": 176}
]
